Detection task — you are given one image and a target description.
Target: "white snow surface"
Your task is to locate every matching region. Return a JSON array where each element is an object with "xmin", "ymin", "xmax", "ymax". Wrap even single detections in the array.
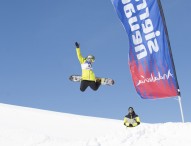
[{"xmin": 0, "ymin": 103, "xmax": 190, "ymax": 146}]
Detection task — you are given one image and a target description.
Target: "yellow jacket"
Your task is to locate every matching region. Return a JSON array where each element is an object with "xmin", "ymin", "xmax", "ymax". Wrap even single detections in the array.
[
  {"xmin": 76, "ymin": 47, "xmax": 96, "ymax": 81},
  {"xmin": 124, "ymin": 113, "xmax": 140, "ymax": 127}
]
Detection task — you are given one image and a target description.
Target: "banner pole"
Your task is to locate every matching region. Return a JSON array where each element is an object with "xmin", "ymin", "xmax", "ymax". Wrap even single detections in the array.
[
  {"xmin": 178, "ymin": 96, "xmax": 184, "ymax": 123},
  {"xmin": 158, "ymin": 0, "xmax": 184, "ymax": 122}
]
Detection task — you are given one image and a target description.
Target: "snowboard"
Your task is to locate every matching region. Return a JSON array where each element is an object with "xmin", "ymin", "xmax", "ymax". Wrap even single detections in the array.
[{"xmin": 69, "ymin": 75, "xmax": 114, "ymax": 86}]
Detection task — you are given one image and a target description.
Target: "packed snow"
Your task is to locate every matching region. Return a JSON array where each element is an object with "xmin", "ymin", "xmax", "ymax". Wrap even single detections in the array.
[{"xmin": 0, "ymin": 103, "xmax": 190, "ymax": 146}]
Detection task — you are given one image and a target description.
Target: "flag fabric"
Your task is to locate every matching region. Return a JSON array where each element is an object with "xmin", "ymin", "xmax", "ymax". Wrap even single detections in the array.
[{"xmin": 112, "ymin": 0, "xmax": 180, "ymax": 99}]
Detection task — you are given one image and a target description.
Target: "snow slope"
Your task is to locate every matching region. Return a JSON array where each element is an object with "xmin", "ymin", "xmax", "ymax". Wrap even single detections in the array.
[{"xmin": 0, "ymin": 103, "xmax": 190, "ymax": 146}]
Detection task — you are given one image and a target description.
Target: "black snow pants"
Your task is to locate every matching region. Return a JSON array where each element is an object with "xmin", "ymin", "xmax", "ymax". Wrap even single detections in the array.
[{"xmin": 80, "ymin": 80, "xmax": 101, "ymax": 92}]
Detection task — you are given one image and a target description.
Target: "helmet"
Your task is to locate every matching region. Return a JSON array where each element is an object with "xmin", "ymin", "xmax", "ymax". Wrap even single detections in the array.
[{"xmin": 86, "ymin": 55, "xmax": 95, "ymax": 62}]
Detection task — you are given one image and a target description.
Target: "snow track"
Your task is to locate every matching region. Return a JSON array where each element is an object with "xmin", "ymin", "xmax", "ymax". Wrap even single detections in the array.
[{"xmin": 0, "ymin": 103, "xmax": 190, "ymax": 146}]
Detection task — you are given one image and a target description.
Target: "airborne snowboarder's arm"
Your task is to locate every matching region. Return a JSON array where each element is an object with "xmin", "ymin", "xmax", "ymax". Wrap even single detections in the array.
[{"xmin": 76, "ymin": 48, "xmax": 85, "ymax": 64}]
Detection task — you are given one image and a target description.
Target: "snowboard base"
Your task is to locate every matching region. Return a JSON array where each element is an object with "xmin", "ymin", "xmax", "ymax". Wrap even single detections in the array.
[{"xmin": 69, "ymin": 75, "xmax": 114, "ymax": 86}]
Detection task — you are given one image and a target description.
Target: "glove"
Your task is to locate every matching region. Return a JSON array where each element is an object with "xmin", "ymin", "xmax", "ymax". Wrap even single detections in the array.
[{"xmin": 75, "ymin": 42, "xmax": 80, "ymax": 48}]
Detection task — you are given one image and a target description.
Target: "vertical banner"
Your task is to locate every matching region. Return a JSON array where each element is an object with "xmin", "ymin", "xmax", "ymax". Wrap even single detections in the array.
[{"xmin": 112, "ymin": 0, "xmax": 180, "ymax": 99}]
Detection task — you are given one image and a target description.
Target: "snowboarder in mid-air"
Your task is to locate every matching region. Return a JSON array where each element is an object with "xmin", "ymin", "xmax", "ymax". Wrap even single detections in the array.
[
  {"xmin": 74, "ymin": 42, "xmax": 101, "ymax": 92},
  {"xmin": 69, "ymin": 42, "xmax": 114, "ymax": 91},
  {"xmin": 124, "ymin": 107, "xmax": 140, "ymax": 127}
]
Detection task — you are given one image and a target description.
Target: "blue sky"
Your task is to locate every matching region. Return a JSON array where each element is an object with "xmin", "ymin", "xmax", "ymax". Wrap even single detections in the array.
[{"xmin": 0, "ymin": 0, "xmax": 191, "ymax": 123}]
